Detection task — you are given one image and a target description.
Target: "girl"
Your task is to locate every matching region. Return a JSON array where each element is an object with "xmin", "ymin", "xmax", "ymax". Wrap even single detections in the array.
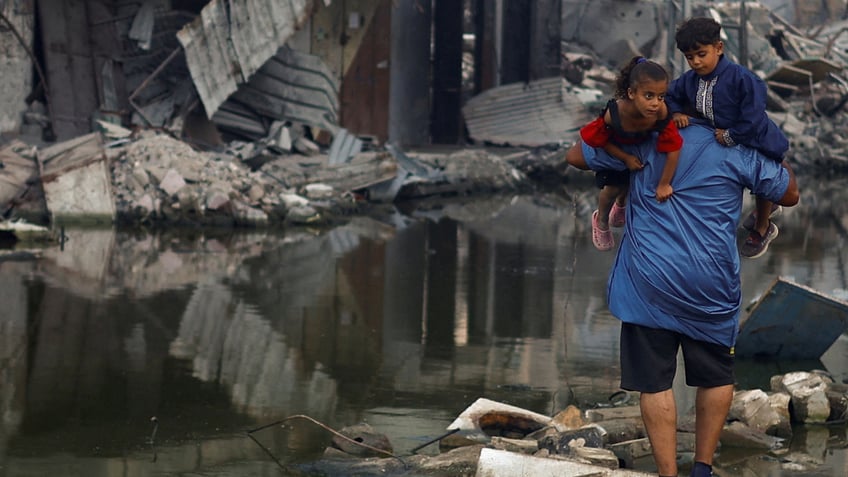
[{"xmin": 567, "ymin": 56, "xmax": 682, "ymax": 251}]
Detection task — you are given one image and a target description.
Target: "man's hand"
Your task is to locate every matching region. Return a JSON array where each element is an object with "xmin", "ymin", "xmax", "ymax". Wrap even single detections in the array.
[
  {"xmin": 656, "ymin": 183, "xmax": 673, "ymax": 202},
  {"xmin": 622, "ymin": 154, "xmax": 644, "ymax": 171},
  {"xmin": 672, "ymin": 112, "xmax": 690, "ymax": 129}
]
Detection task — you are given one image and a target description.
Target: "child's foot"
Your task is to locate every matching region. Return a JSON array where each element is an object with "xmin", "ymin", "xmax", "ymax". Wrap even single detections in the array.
[
  {"xmin": 609, "ymin": 202, "xmax": 626, "ymax": 228},
  {"xmin": 741, "ymin": 203, "xmax": 782, "ymax": 231},
  {"xmin": 740, "ymin": 221, "xmax": 779, "ymax": 259},
  {"xmin": 592, "ymin": 210, "xmax": 614, "ymax": 251}
]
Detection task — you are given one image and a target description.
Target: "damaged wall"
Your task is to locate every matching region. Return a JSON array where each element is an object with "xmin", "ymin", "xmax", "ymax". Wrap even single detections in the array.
[
  {"xmin": 309, "ymin": 0, "xmax": 383, "ymax": 81},
  {"xmin": 562, "ymin": 0, "xmax": 663, "ymax": 69},
  {"xmin": 0, "ymin": 1, "xmax": 34, "ymax": 134}
]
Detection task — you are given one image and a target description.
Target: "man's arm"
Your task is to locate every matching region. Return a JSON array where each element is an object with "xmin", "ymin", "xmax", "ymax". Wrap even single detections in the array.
[{"xmin": 775, "ymin": 161, "xmax": 799, "ymax": 207}]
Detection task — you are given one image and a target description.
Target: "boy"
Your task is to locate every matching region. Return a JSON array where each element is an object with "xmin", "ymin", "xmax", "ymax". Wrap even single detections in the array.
[{"xmin": 666, "ymin": 17, "xmax": 789, "ymax": 259}]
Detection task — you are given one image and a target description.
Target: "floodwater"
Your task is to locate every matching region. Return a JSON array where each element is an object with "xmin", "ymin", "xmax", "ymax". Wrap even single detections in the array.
[{"xmin": 1, "ymin": 181, "xmax": 848, "ymax": 476}]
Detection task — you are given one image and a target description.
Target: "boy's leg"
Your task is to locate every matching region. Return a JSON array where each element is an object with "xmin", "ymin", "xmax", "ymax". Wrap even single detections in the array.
[
  {"xmin": 753, "ymin": 196, "xmax": 773, "ymax": 236},
  {"xmin": 740, "ymin": 195, "xmax": 779, "ymax": 258}
]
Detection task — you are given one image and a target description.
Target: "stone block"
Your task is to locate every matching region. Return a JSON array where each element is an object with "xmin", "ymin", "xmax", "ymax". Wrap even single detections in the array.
[{"xmin": 721, "ymin": 421, "xmax": 785, "ymax": 449}]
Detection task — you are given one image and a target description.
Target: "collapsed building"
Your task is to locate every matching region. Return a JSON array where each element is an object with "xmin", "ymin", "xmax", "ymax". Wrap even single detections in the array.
[{"xmin": 0, "ymin": 0, "xmax": 847, "ymax": 228}]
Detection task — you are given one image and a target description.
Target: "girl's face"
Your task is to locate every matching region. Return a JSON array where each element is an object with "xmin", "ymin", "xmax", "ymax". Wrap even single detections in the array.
[
  {"xmin": 627, "ymin": 79, "xmax": 668, "ymax": 118},
  {"xmin": 683, "ymin": 41, "xmax": 723, "ymax": 76}
]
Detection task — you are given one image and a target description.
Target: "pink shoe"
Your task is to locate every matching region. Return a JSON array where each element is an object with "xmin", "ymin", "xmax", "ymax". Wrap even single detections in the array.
[
  {"xmin": 592, "ymin": 210, "xmax": 614, "ymax": 251},
  {"xmin": 609, "ymin": 202, "xmax": 626, "ymax": 228}
]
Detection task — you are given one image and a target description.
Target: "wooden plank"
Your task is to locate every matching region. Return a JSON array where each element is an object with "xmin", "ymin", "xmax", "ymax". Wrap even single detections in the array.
[
  {"xmin": 790, "ymin": 57, "xmax": 842, "ymax": 83},
  {"xmin": 736, "ymin": 277, "xmax": 848, "ymax": 359},
  {"xmin": 765, "ymin": 63, "xmax": 814, "ymax": 86},
  {"xmin": 287, "ymin": 152, "xmax": 396, "ymax": 192},
  {"xmin": 767, "ymin": 80, "xmax": 800, "ymax": 97}
]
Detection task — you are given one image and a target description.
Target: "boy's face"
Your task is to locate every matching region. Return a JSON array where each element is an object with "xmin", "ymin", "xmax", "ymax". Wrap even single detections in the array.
[{"xmin": 683, "ymin": 41, "xmax": 723, "ymax": 76}]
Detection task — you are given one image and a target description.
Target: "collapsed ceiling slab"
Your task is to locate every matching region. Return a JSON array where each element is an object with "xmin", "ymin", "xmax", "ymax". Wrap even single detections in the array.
[{"xmin": 176, "ymin": 0, "xmax": 319, "ymax": 119}]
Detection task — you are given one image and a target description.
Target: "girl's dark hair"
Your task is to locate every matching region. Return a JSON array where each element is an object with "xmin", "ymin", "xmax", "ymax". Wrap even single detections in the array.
[
  {"xmin": 614, "ymin": 56, "xmax": 669, "ymax": 98},
  {"xmin": 675, "ymin": 17, "xmax": 722, "ymax": 52}
]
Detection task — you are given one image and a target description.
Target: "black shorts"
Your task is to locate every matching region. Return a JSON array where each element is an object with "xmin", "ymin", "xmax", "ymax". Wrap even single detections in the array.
[
  {"xmin": 594, "ymin": 169, "xmax": 630, "ymax": 189},
  {"xmin": 619, "ymin": 322, "xmax": 735, "ymax": 393}
]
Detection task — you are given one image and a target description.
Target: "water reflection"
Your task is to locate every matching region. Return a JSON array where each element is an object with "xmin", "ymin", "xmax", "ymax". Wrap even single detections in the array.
[{"xmin": 0, "ymin": 185, "xmax": 847, "ymax": 475}]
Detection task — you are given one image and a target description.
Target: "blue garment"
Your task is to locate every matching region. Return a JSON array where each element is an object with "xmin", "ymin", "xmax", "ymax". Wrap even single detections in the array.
[
  {"xmin": 665, "ymin": 55, "xmax": 789, "ymax": 161},
  {"xmin": 582, "ymin": 124, "xmax": 790, "ymax": 347}
]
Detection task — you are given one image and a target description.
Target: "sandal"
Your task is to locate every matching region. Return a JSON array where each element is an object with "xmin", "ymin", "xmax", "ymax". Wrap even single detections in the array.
[
  {"xmin": 592, "ymin": 210, "xmax": 614, "ymax": 251},
  {"xmin": 609, "ymin": 202, "xmax": 626, "ymax": 228}
]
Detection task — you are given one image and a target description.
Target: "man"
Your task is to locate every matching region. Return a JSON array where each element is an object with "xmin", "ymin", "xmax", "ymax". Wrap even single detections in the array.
[{"xmin": 565, "ymin": 121, "xmax": 799, "ymax": 477}]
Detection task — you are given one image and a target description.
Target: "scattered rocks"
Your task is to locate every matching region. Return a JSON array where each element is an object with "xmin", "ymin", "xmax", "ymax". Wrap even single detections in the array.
[{"xmin": 303, "ymin": 371, "xmax": 848, "ymax": 476}]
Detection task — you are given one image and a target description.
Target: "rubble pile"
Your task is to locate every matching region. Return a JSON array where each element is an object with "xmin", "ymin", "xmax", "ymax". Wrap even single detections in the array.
[
  {"xmin": 111, "ymin": 131, "xmax": 283, "ymax": 227},
  {"xmin": 97, "ymin": 129, "xmax": 528, "ymax": 229},
  {"xmin": 295, "ymin": 371, "xmax": 848, "ymax": 476}
]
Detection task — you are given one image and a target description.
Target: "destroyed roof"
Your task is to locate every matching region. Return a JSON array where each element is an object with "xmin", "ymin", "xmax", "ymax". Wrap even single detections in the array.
[{"xmin": 176, "ymin": 0, "xmax": 318, "ymax": 119}]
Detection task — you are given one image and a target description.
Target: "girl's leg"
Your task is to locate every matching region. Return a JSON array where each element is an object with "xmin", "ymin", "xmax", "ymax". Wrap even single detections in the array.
[
  {"xmin": 565, "ymin": 142, "xmax": 590, "ymax": 170},
  {"xmin": 615, "ymin": 187, "xmax": 627, "ymax": 208},
  {"xmin": 597, "ymin": 185, "xmax": 621, "ymax": 230},
  {"xmin": 609, "ymin": 186, "xmax": 628, "ymax": 227}
]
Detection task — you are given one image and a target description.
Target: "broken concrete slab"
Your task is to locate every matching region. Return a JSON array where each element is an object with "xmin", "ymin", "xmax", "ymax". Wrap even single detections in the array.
[
  {"xmin": 728, "ymin": 389, "xmax": 792, "ymax": 437},
  {"xmin": 736, "ymin": 277, "xmax": 848, "ymax": 359},
  {"xmin": 37, "ymin": 132, "xmax": 116, "ymax": 225},
  {"xmin": 720, "ymin": 421, "xmax": 785, "ymax": 449},
  {"xmin": 287, "ymin": 151, "xmax": 397, "ymax": 194},
  {"xmin": 475, "ymin": 447, "xmax": 653, "ymax": 476},
  {"xmin": 770, "ymin": 371, "xmax": 832, "ymax": 423}
]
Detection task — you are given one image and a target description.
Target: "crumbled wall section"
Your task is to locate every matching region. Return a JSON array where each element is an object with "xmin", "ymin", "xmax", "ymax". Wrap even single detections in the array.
[
  {"xmin": 561, "ymin": 0, "xmax": 662, "ymax": 68},
  {"xmin": 0, "ymin": 4, "xmax": 34, "ymax": 134}
]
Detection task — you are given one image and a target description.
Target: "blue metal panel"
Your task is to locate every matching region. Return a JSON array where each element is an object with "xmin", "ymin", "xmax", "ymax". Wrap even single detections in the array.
[{"xmin": 736, "ymin": 277, "xmax": 848, "ymax": 359}]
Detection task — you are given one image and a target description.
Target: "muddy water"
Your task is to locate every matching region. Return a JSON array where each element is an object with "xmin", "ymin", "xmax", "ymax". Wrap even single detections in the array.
[{"xmin": 0, "ymin": 185, "xmax": 847, "ymax": 476}]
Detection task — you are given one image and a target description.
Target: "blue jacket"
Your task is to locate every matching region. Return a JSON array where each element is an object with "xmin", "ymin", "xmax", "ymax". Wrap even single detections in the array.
[
  {"xmin": 665, "ymin": 55, "xmax": 789, "ymax": 161},
  {"xmin": 582, "ymin": 124, "xmax": 790, "ymax": 346}
]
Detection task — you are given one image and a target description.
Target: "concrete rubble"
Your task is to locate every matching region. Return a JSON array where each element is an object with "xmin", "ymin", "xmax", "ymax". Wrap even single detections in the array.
[
  {"xmin": 287, "ymin": 371, "xmax": 848, "ymax": 476},
  {"xmin": 2, "ymin": 1, "xmax": 848, "ymax": 229}
]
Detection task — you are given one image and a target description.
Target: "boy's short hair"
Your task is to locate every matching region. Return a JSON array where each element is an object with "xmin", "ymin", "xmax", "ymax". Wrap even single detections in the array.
[{"xmin": 675, "ymin": 17, "xmax": 721, "ymax": 52}]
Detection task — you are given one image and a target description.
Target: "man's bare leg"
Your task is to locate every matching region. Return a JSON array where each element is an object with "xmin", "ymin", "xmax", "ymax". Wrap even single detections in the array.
[
  {"xmin": 694, "ymin": 384, "xmax": 734, "ymax": 466},
  {"xmin": 640, "ymin": 389, "xmax": 678, "ymax": 476}
]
